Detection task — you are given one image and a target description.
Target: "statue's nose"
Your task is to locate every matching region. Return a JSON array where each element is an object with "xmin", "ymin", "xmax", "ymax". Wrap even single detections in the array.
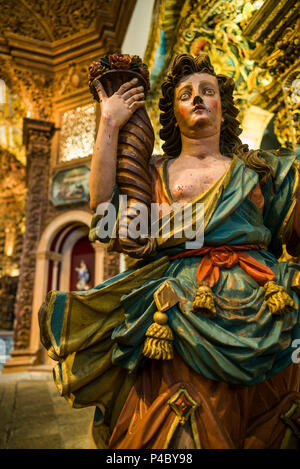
[{"xmin": 193, "ymin": 95, "xmax": 204, "ymax": 105}]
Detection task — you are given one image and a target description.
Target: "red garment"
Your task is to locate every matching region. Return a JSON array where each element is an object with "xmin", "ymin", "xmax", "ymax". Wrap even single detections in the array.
[
  {"xmin": 170, "ymin": 244, "xmax": 275, "ymax": 287},
  {"xmin": 108, "ymin": 353, "xmax": 300, "ymax": 449},
  {"xmin": 108, "ymin": 246, "xmax": 299, "ymax": 449}
]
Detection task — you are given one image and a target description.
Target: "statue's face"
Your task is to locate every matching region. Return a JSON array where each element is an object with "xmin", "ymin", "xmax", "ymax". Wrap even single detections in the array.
[{"xmin": 173, "ymin": 72, "xmax": 222, "ymax": 139}]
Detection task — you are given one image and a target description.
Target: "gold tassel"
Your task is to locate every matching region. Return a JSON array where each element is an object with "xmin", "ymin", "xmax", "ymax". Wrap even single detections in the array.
[
  {"xmin": 142, "ymin": 311, "xmax": 174, "ymax": 360},
  {"xmin": 264, "ymin": 280, "xmax": 297, "ymax": 315},
  {"xmin": 191, "ymin": 284, "xmax": 217, "ymax": 318}
]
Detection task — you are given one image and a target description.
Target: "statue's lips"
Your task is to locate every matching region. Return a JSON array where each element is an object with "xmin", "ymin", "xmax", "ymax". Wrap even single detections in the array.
[{"xmin": 193, "ymin": 104, "xmax": 207, "ymax": 112}]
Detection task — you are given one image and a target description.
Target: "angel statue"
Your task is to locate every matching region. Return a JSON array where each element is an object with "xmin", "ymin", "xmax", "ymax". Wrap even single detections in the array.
[{"xmin": 39, "ymin": 53, "xmax": 300, "ymax": 449}]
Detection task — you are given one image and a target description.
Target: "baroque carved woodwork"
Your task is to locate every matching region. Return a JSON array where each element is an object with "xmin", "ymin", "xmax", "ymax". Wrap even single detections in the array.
[
  {"xmin": 0, "ymin": 55, "xmax": 54, "ymax": 120},
  {"xmin": 13, "ymin": 118, "xmax": 55, "ymax": 349},
  {"xmin": 0, "ymin": 275, "xmax": 18, "ymax": 330},
  {"xmin": 243, "ymin": 0, "xmax": 300, "ymax": 148},
  {"xmin": 0, "ymin": 0, "xmax": 136, "ymax": 359},
  {"xmin": 0, "ymin": 0, "xmax": 134, "ymax": 42},
  {"xmin": 273, "ymin": 104, "xmax": 294, "ymax": 149},
  {"xmin": 283, "ymin": 69, "xmax": 300, "ymax": 149},
  {"xmin": 144, "ymin": 0, "xmax": 272, "ymax": 152},
  {"xmin": 0, "ymin": 147, "xmax": 25, "ymax": 329},
  {"xmin": 54, "ymin": 63, "xmax": 90, "ymax": 97},
  {"xmin": 0, "ymin": 147, "xmax": 25, "ymax": 278},
  {"xmin": 0, "ymin": 0, "xmax": 103, "ymax": 42},
  {"xmin": 144, "ymin": 0, "xmax": 299, "ymax": 151},
  {"xmin": 0, "ymin": 82, "xmax": 27, "ymax": 165},
  {"xmin": 0, "ymin": 0, "xmax": 137, "ymax": 117}
]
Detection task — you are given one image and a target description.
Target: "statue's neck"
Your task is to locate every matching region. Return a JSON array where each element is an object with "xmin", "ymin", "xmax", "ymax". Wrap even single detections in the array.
[{"xmin": 180, "ymin": 133, "xmax": 222, "ymax": 160}]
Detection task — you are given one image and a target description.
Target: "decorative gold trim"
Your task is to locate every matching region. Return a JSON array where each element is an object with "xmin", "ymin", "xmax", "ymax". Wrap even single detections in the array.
[
  {"xmin": 168, "ymin": 387, "xmax": 200, "ymax": 425},
  {"xmin": 45, "ymin": 290, "xmax": 60, "ymax": 359},
  {"xmin": 280, "ymin": 427, "xmax": 294, "ymax": 449},
  {"xmin": 190, "ymin": 412, "xmax": 201, "ymax": 449},
  {"xmin": 263, "ymin": 280, "xmax": 297, "ymax": 315},
  {"xmin": 143, "ymin": 0, "xmax": 166, "ymax": 69},
  {"xmin": 143, "ymin": 280, "xmax": 178, "ymax": 360},
  {"xmin": 292, "ymin": 271, "xmax": 300, "ymax": 296},
  {"xmin": 53, "ymin": 364, "xmax": 64, "ymax": 396},
  {"xmin": 156, "ymin": 155, "xmax": 237, "ymax": 249},
  {"xmin": 278, "ymin": 160, "xmax": 300, "ymax": 243},
  {"xmin": 280, "ymin": 399, "xmax": 300, "ymax": 440},
  {"xmin": 154, "ymin": 280, "xmax": 179, "ymax": 312},
  {"xmin": 142, "ymin": 318, "xmax": 174, "ymax": 360},
  {"xmin": 47, "ymin": 346, "xmax": 58, "ymax": 361},
  {"xmin": 160, "ymin": 154, "xmax": 237, "ymax": 207},
  {"xmin": 163, "ymin": 415, "xmax": 181, "ymax": 449},
  {"xmin": 164, "ymin": 386, "xmax": 201, "ymax": 449},
  {"xmin": 191, "ymin": 284, "xmax": 217, "ymax": 318},
  {"xmin": 60, "ymin": 293, "xmax": 71, "ymax": 358},
  {"xmin": 89, "ymin": 213, "xmax": 104, "ymax": 242},
  {"xmin": 163, "ymin": 158, "xmax": 173, "ymax": 204}
]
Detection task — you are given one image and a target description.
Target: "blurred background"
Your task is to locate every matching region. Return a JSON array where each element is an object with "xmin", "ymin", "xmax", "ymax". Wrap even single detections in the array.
[{"xmin": 0, "ymin": 0, "xmax": 299, "ymax": 448}]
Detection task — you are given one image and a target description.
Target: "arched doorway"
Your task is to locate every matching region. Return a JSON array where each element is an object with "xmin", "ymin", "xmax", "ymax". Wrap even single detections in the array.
[
  {"xmin": 29, "ymin": 210, "xmax": 106, "ymax": 365},
  {"xmin": 46, "ymin": 223, "xmax": 96, "ymax": 292}
]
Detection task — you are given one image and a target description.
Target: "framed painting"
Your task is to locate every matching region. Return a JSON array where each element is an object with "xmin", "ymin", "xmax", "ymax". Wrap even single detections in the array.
[{"xmin": 50, "ymin": 165, "xmax": 90, "ymax": 207}]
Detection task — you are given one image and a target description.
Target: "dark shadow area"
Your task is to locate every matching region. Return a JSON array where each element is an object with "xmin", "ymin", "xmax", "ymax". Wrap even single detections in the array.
[{"xmin": 260, "ymin": 116, "xmax": 281, "ymax": 151}]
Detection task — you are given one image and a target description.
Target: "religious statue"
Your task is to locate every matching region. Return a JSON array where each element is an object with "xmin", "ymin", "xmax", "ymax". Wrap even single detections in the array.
[
  {"xmin": 75, "ymin": 260, "xmax": 90, "ymax": 291},
  {"xmin": 39, "ymin": 53, "xmax": 300, "ymax": 449}
]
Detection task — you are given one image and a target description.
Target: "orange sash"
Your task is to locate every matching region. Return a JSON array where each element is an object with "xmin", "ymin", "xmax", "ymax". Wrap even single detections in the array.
[{"xmin": 170, "ymin": 245, "xmax": 275, "ymax": 287}]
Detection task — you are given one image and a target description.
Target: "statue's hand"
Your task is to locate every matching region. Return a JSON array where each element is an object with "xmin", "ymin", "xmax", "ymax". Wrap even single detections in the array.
[{"xmin": 94, "ymin": 78, "xmax": 145, "ymax": 128}]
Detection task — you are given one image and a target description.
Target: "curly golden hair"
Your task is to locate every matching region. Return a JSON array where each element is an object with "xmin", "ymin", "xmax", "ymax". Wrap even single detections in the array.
[{"xmin": 159, "ymin": 53, "xmax": 274, "ymax": 184}]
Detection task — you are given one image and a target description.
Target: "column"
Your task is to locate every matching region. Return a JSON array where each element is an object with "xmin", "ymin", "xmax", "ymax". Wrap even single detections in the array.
[
  {"xmin": 3, "ymin": 118, "xmax": 55, "ymax": 373},
  {"xmin": 92, "ymin": 242, "xmax": 106, "ymax": 285}
]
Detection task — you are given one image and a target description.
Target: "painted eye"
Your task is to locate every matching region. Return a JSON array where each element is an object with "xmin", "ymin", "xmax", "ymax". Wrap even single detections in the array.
[
  {"xmin": 204, "ymin": 88, "xmax": 215, "ymax": 95},
  {"xmin": 180, "ymin": 92, "xmax": 190, "ymax": 100}
]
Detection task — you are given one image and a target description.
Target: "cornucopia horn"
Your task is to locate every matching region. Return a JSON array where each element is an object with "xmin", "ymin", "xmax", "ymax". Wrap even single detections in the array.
[{"xmin": 88, "ymin": 55, "xmax": 156, "ymax": 258}]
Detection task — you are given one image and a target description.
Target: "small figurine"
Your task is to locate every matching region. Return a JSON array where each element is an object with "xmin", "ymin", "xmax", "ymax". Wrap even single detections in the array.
[{"xmin": 75, "ymin": 260, "xmax": 90, "ymax": 291}]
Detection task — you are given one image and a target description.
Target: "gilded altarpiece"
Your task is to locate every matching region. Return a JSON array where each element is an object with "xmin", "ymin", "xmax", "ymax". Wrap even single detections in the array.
[
  {"xmin": 243, "ymin": 0, "xmax": 300, "ymax": 149},
  {"xmin": 145, "ymin": 0, "xmax": 273, "ymax": 153},
  {"xmin": 143, "ymin": 0, "xmax": 299, "ymax": 265},
  {"xmin": 0, "ymin": 147, "xmax": 25, "ymax": 330},
  {"xmin": 144, "ymin": 0, "xmax": 299, "ymax": 153}
]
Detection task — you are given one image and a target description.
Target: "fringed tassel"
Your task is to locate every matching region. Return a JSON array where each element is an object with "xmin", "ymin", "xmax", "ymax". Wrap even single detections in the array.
[
  {"xmin": 191, "ymin": 284, "xmax": 217, "ymax": 318},
  {"xmin": 142, "ymin": 311, "xmax": 173, "ymax": 360},
  {"xmin": 264, "ymin": 280, "xmax": 297, "ymax": 315}
]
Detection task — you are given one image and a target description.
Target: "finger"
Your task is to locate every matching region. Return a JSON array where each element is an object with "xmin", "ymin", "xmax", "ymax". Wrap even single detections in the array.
[
  {"xmin": 129, "ymin": 100, "xmax": 145, "ymax": 111},
  {"xmin": 122, "ymin": 86, "xmax": 144, "ymax": 101},
  {"xmin": 125, "ymin": 93, "xmax": 145, "ymax": 107},
  {"xmin": 116, "ymin": 78, "xmax": 139, "ymax": 96},
  {"xmin": 94, "ymin": 80, "xmax": 107, "ymax": 100}
]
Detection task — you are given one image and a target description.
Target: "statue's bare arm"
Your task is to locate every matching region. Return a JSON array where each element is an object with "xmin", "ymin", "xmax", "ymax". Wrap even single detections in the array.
[{"xmin": 89, "ymin": 78, "xmax": 145, "ymax": 211}]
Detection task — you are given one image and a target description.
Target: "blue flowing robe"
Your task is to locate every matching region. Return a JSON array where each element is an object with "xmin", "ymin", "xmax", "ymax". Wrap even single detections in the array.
[{"xmin": 39, "ymin": 148, "xmax": 300, "ymax": 441}]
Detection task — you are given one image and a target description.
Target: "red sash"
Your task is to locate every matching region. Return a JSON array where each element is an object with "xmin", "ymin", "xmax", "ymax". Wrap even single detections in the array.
[{"xmin": 170, "ymin": 244, "xmax": 275, "ymax": 287}]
